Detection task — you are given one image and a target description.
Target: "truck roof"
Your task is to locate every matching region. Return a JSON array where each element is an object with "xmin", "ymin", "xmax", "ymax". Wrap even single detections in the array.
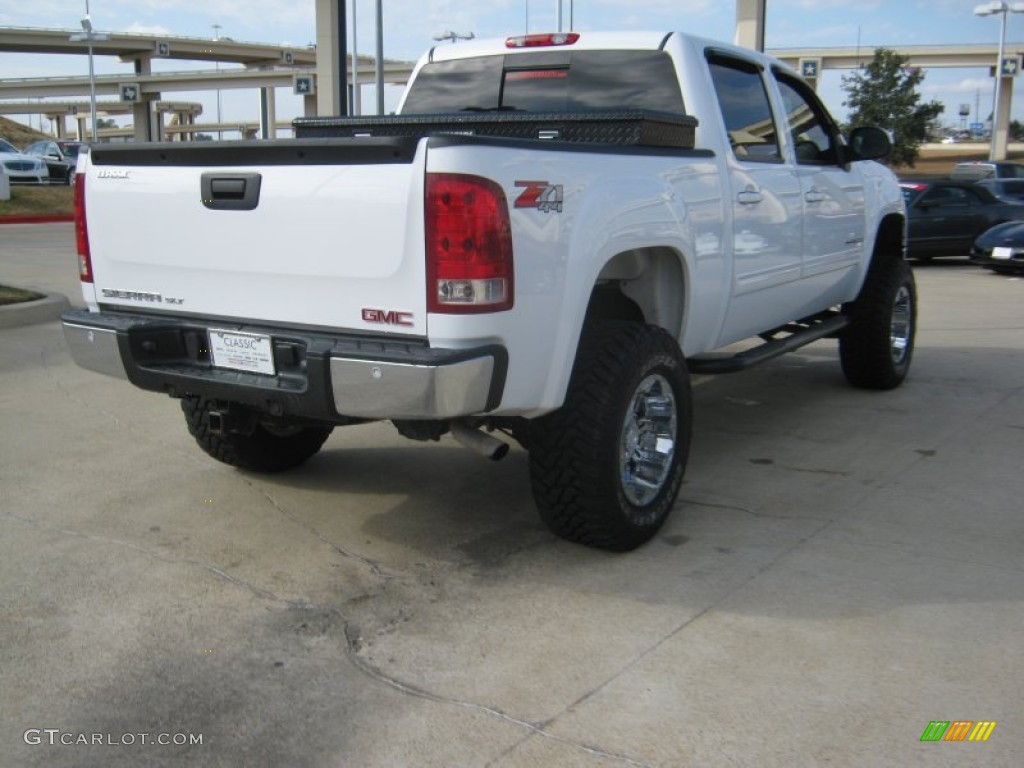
[
  {"xmin": 424, "ymin": 30, "xmax": 799, "ymax": 80},
  {"xmin": 428, "ymin": 31, "xmax": 674, "ymax": 61}
]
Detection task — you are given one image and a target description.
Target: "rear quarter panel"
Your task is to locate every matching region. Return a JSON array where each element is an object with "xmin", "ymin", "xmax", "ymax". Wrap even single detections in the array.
[{"xmin": 424, "ymin": 139, "xmax": 726, "ymax": 416}]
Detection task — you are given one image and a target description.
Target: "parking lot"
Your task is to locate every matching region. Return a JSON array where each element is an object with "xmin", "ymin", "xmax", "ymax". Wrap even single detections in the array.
[{"xmin": 2, "ymin": 223, "xmax": 1022, "ymax": 767}]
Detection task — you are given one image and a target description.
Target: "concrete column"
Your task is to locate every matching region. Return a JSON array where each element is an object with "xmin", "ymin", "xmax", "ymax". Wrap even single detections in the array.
[
  {"xmin": 76, "ymin": 116, "xmax": 87, "ymax": 141},
  {"xmin": 131, "ymin": 101, "xmax": 150, "ymax": 142},
  {"xmin": 260, "ymin": 87, "xmax": 277, "ymax": 139},
  {"xmin": 304, "ymin": 94, "xmax": 317, "ymax": 118},
  {"xmin": 131, "ymin": 58, "xmax": 157, "ymax": 143},
  {"xmin": 734, "ymin": 0, "xmax": 767, "ymax": 52},
  {"xmin": 993, "ymin": 74, "xmax": 1014, "ymax": 160},
  {"xmin": 315, "ymin": 0, "xmax": 348, "ymax": 116}
]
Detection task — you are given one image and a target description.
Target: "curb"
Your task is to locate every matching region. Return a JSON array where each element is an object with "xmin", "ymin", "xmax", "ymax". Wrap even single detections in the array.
[
  {"xmin": 0, "ymin": 215, "xmax": 74, "ymax": 225},
  {"xmin": 0, "ymin": 289, "xmax": 72, "ymax": 329}
]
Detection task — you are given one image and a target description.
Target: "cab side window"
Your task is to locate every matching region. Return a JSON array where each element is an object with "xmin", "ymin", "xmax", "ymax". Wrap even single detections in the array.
[
  {"xmin": 775, "ymin": 73, "xmax": 840, "ymax": 166},
  {"xmin": 919, "ymin": 186, "xmax": 972, "ymax": 207},
  {"xmin": 708, "ymin": 55, "xmax": 781, "ymax": 162}
]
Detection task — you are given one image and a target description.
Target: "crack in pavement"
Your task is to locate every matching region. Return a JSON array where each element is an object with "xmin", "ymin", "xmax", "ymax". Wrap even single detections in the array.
[
  {"xmin": 1, "ymin": 510, "xmax": 653, "ymax": 767},
  {"xmin": 40, "ymin": 346, "xmax": 130, "ymax": 432},
  {"xmin": 681, "ymin": 496, "xmax": 825, "ymax": 521},
  {"xmin": 241, "ymin": 477, "xmax": 389, "ymax": 580},
  {"xmin": 508, "ymin": 515, "xmax": 837, "ymax": 762}
]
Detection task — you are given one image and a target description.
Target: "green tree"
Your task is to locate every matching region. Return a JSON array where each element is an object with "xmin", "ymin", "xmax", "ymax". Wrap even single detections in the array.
[{"xmin": 841, "ymin": 48, "xmax": 944, "ymax": 168}]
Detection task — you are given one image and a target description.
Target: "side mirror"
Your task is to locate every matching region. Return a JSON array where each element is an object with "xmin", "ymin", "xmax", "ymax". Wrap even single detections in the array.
[{"xmin": 848, "ymin": 126, "xmax": 892, "ymax": 162}]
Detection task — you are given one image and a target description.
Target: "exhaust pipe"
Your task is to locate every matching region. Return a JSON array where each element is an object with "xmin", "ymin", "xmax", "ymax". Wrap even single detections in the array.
[{"xmin": 450, "ymin": 420, "xmax": 509, "ymax": 461}]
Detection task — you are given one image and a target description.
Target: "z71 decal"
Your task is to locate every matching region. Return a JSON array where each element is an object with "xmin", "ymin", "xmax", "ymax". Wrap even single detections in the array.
[{"xmin": 514, "ymin": 180, "xmax": 563, "ymax": 213}]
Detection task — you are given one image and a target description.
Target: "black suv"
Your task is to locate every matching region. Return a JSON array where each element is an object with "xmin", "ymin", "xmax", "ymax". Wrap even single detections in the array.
[{"xmin": 23, "ymin": 139, "xmax": 81, "ymax": 185}]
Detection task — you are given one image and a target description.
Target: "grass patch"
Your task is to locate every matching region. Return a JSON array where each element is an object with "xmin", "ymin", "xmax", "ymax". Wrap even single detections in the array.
[
  {"xmin": 0, "ymin": 185, "xmax": 74, "ymax": 217},
  {"xmin": 0, "ymin": 284, "xmax": 45, "ymax": 306},
  {"xmin": 0, "ymin": 115, "xmax": 50, "ymax": 146}
]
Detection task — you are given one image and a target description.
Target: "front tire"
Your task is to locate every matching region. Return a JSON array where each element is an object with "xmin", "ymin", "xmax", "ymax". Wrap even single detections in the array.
[
  {"xmin": 529, "ymin": 322, "xmax": 691, "ymax": 551},
  {"xmin": 839, "ymin": 257, "xmax": 917, "ymax": 390},
  {"xmin": 181, "ymin": 397, "xmax": 333, "ymax": 473}
]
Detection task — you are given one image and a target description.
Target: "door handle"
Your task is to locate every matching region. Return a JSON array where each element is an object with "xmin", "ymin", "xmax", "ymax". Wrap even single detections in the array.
[
  {"xmin": 805, "ymin": 188, "xmax": 826, "ymax": 204},
  {"xmin": 201, "ymin": 172, "xmax": 262, "ymax": 211},
  {"xmin": 737, "ymin": 188, "xmax": 763, "ymax": 205}
]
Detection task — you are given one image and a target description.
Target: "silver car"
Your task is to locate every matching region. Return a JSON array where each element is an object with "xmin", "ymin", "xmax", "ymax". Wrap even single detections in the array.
[{"xmin": 0, "ymin": 138, "xmax": 48, "ymax": 184}]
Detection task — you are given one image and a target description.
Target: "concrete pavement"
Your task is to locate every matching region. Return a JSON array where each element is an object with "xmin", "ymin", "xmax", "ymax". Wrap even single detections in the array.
[{"xmin": 1, "ymin": 228, "xmax": 1022, "ymax": 766}]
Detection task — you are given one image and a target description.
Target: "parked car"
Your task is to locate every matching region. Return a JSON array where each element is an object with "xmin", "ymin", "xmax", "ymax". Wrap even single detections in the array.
[
  {"xmin": 972, "ymin": 221, "xmax": 1024, "ymax": 273},
  {"xmin": 901, "ymin": 179, "xmax": 1024, "ymax": 260},
  {"xmin": 23, "ymin": 139, "xmax": 81, "ymax": 185},
  {"xmin": 950, "ymin": 161, "xmax": 1024, "ymax": 181},
  {"xmin": 0, "ymin": 138, "xmax": 48, "ymax": 184}
]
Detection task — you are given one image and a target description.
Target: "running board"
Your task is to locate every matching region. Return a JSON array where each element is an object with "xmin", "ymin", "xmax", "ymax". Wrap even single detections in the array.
[{"xmin": 689, "ymin": 315, "xmax": 850, "ymax": 374}]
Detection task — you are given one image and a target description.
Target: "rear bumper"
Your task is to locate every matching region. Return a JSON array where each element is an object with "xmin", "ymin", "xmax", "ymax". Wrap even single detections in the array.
[{"xmin": 62, "ymin": 310, "xmax": 507, "ymax": 421}]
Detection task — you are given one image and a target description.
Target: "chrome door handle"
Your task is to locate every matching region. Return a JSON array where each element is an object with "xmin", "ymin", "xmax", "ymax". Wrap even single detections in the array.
[
  {"xmin": 805, "ymin": 188, "xmax": 826, "ymax": 204},
  {"xmin": 737, "ymin": 189, "xmax": 763, "ymax": 205}
]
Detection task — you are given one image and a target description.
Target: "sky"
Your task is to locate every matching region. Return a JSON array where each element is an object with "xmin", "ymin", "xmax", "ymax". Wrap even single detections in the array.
[{"xmin": 2, "ymin": 0, "xmax": 1024, "ymax": 138}]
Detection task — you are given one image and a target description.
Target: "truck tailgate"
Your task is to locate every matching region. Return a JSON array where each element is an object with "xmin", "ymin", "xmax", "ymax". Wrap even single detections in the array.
[{"xmin": 84, "ymin": 139, "xmax": 428, "ymax": 335}]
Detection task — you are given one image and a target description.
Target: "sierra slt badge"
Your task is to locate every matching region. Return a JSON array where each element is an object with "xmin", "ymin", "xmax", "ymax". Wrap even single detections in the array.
[
  {"xmin": 514, "ymin": 180, "xmax": 563, "ymax": 213},
  {"xmin": 101, "ymin": 288, "xmax": 183, "ymax": 305}
]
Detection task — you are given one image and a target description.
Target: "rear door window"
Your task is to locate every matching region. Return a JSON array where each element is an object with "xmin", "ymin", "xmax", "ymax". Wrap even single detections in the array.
[{"xmin": 707, "ymin": 55, "xmax": 781, "ymax": 162}]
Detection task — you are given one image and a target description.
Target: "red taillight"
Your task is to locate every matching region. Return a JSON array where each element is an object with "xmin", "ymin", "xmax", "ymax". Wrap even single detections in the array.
[
  {"xmin": 505, "ymin": 32, "xmax": 580, "ymax": 48},
  {"xmin": 74, "ymin": 172, "xmax": 93, "ymax": 283},
  {"xmin": 425, "ymin": 173, "xmax": 513, "ymax": 314}
]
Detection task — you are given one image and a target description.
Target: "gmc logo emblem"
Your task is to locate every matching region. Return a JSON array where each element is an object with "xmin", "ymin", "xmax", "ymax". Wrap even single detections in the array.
[{"xmin": 362, "ymin": 308, "xmax": 414, "ymax": 327}]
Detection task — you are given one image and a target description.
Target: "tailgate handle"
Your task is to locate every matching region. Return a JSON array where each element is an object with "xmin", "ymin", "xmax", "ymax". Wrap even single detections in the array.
[{"xmin": 201, "ymin": 172, "xmax": 262, "ymax": 211}]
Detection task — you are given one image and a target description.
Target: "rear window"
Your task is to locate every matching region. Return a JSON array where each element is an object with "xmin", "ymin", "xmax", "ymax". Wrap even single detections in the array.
[{"xmin": 401, "ymin": 50, "xmax": 684, "ymax": 114}]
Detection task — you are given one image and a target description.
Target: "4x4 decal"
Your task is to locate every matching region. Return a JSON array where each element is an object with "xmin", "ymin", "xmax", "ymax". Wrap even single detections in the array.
[{"xmin": 514, "ymin": 180, "xmax": 563, "ymax": 213}]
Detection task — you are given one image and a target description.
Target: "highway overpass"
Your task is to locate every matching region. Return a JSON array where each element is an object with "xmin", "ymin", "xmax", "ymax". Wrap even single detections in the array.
[{"xmin": 3, "ymin": 23, "xmax": 1024, "ymax": 154}]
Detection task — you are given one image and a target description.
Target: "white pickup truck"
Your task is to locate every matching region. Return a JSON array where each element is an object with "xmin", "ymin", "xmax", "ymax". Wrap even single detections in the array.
[{"xmin": 62, "ymin": 30, "xmax": 912, "ymax": 551}]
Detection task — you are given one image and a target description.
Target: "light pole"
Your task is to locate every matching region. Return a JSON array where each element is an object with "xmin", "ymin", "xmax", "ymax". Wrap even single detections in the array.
[
  {"xmin": 975, "ymin": 1, "xmax": 1024, "ymax": 160},
  {"xmin": 212, "ymin": 24, "xmax": 223, "ymax": 139},
  {"xmin": 374, "ymin": 0, "xmax": 384, "ymax": 115},
  {"xmin": 352, "ymin": 0, "xmax": 359, "ymax": 116},
  {"xmin": 68, "ymin": 2, "xmax": 108, "ymax": 142}
]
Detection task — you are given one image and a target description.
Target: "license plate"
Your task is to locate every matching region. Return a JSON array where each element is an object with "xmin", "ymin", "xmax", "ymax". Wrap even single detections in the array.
[
  {"xmin": 209, "ymin": 329, "xmax": 276, "ymax": 375},
  {"xmin": 992, "ymin": 246, "xmax": 1014, "ymax": 261}
]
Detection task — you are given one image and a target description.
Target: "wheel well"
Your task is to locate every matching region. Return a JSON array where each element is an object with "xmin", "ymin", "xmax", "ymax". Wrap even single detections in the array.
[
  {"xmin": 587, "ymin": 247, "xmax": 686, "ymax": 337},
  {"xmin": 874, "ymin": 213, "xmax": 906, "ymax": 263}
]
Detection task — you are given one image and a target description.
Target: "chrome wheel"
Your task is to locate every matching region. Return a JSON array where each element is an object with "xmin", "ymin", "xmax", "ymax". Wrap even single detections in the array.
[
  {"xmin": 620, "ymin": 373, "xmax": 677, "ymax": 507},
  {"xmin": 890, "ymin": 285, "xmax": 912, "ymax": 365}
]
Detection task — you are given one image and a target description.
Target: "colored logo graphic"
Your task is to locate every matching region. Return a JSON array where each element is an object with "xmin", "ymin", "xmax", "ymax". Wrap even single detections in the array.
[{"xmin": 920, "ymin": 721, "xmax": 997, "ymax": 742}]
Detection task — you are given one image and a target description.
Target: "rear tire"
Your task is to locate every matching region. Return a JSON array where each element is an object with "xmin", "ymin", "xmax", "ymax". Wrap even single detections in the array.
[
  {"xmin": 839, "ymin": 257, "xmax": 916, "ymax": 390},
  {"xmin": 529, "ymin": 322, "xmax": 691, "ymax": 551},
  {"xmin": 181, "ymin": 397, "xmax": 333, "ymax": 473}
]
